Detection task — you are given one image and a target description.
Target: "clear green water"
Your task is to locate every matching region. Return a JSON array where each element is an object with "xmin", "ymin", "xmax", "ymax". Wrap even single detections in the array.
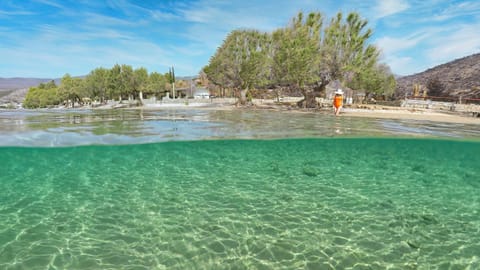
[{"xmin": 1, "ymin": 138, "xmax": 479, "ymax": 269}]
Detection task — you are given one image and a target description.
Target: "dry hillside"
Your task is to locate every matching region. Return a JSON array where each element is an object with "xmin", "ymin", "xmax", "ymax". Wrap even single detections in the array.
[{"xmin": 395, "ymin": 53, "xmax": 480, "ymax": 99}]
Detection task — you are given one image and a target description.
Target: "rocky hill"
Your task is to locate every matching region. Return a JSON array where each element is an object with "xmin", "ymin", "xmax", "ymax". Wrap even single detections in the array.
[
  {"xmin": 0, "ymin": 77, "xmax": 55, "ymax": 91},
  {"xmin": 0, "ymin": 78, "xmax": 55, "ymax": 106},
  {"xmin": 395, "ymin": 53, "xmax": 480, "ymax": 99},
  {"xmin": 0, "ymin": 88, "xmax": 29, "ymax": 106}
]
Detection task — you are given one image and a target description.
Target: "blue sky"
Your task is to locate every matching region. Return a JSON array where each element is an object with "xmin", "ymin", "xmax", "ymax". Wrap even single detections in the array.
[{"xmin": 1, "ymin": 0, "xmax": 479, "ymax": 78}]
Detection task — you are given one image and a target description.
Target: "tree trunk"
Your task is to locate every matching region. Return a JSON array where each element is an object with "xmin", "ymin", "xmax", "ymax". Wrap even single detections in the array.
[
  {"xmin": 138, "ymin": 91, "xmax": 144, "ymax": 105},
  {"xmin": 275, "ymin": 87, "xmax": 283, "ymax": 102},
  {"xmin": 296, "ymin": 81, "xmax": 328, "ymax": 108},
  {"xmin": 239, "ymin": 89, "xmax": 247, "ymax": 105},
  {"xmin": 297, "ymin": 91, "xmax": 317, "ymax": 108}
]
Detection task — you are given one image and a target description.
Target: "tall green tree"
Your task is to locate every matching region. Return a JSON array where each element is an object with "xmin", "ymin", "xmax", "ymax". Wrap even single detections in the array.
[
  {"xmin": 84, "ymin": 68, "xmax": 109, "ymax": 102},
  {"xmin": 168, "ymin": 66, "xmax": 176, "ymax": 98},
  {"xmin": 133, "ymin": 67, "xmax": 149, "ymax": 103},
  {"xmin": 348, "ymin": 63, "xmax": 396, "ymax": 98},
  {"xmin": 271, "ymin": 12, "xmax": 323, "ymax": 107},
  {"xmin": 120, "ymin": 64, "xmax": 135, "ymax": 100},
  {"xmin": 204, "ymin": 29, "xmax": 270, "ymax": 104},
  {"xmin": 305, "ymin": 12, "xmax": 380, "ymax": 107},
  {"xmin": 146, "ymin": 72, "xmax": 167, "ymax": 98},
  {"xmin": 58, "ymin": 74, "xmax": 85, "ymax": 108},
  {"xmin": 203, "ymin": 48, "xmax": 229, "ymax": 97},
  {"xmin": 107, "ymin": 64, "xmax": 122, "ymax": 101},
  {"xmin": 203, "ymin": 10, "xmax": 385, "ymax": 108}
]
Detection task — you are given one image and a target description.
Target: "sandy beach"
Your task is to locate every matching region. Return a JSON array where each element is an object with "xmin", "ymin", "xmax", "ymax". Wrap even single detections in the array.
[
  {"xmin": 124, "ymin": 100, "xmax": 480, "ymax": 125},
  {"xmin": 247, "ymin": 101, "xmax": 480, "ymax": 125},
  {"xmin": 341, "ymin": 105, "xmax": 480, "ymax": 125}
]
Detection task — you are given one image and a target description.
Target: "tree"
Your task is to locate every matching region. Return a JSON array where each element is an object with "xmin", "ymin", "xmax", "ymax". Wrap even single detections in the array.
[
  {"xmin": 271, "ymin": 12, "xmax": 322, "ymax": 107},
  {"xmin": 347, "ymin": 63, "xmax": 396, "ymax": 98},
  {"xmin": 146, "ymin": 72, "xmax": 167, "ymax": 98},
  {"xmin": 168, "ymin": 66, "xmax": 176, "ymax": 98},
  {"xmin": 23, "ymin": 84, "xmax": 60, "ymax": 108},
  {"xmin": 303, "ymin": 12, "xmax": 379, "ymax": 107},
  {"xmin": 203, "ymin": 10, "xmax": 385, "ymax": 108},
  {"xmin": 38, "ymin": 80, "xmax": 57, "ymax": 90},
  {"xmin": 204, "ymin": 29, "xmax": 270, "ymax": 105},
  {"xmin": 58, "ymin": 74, "xmax": 85, "ymax": 108},
  {"xmin": 203, "ymin": 51, "xmax": 229, "ymax": 97},
  {"xmin": 426, "ymin": 76, "xmax": 445, "ymax": 97},
  {"xmin": 120, "ymin": 64, "xmax": 135, "ymax": 101},
  {"xmin": 22, "ymin": 63, "xmax": 176, "ymax": 108},
  {"xmin": 107, "ymin": 64, "xmax": 123, "ymax": 101},
  {"xmin": 133, "ymin": 67, "xmax": 148, "ymax": 103},
  {"xmin": 84, "ymin": 68, "xmax": 109, "ymax": 102}
]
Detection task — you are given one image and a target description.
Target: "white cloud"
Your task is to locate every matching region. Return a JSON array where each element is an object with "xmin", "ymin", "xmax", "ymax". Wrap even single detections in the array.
[
  {"xmin": 375, "ymin": 0, "xmax": 410, "ymax": 18},
  {"xmin": 432, "ymin": 1, "xmax": 480, "ymax": 21},
  {"xmin": 426, "ymin": 23, "xmax": 480, "ymax": 64},
  {"xmin": 32, "ymin": 0, "xmax": 64, "ymax": 9},
  {"xmin": 376, "ymin": 34, "xmax": 424, "ymax": 56},
  {"xmin": 0, "ymin": 9, "xmax": 33, "ymax": 16},
  {"xmin": 149, "ymin": 10, "xmax": 179, "ymax": 21},
  {"xmin": 383, "ymin": 55, "xmax": 416, "ymax": 75},
  {"xmin": 83, "ymin": 12, "xmax": 144, "ymax": 27}
]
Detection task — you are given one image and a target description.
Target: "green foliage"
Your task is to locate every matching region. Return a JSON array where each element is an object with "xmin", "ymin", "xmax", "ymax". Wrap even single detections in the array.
[
  {"xmin": 203, "ymin": 10, "xmax": 390, "ymax": 106},
  {"xmin": 107, "ymin": 64, "xmax": 122, "ymax": 100},
  {"xmin": 320, "ymin": 12, "xmax": 378, "ymax": 86},
  {"xmin": 120, "ymin": 64, "xmax": 134, "ymax": 99},
  {"xmin": 146, "ymin": 72, "xmax": 168, "ymax": 97},
  {"xmin": 57, "ymin": 74, "xmax": 85, "ymax": 107},
  {"xmin": 84, "ymin": 68, "xmax": 109, "ymax": 102},
  {"xmin": 204, "ymin": 29, "xmax": 271, "ymax": 104},
  {"xmin": 134, "ymin": 68, "xmax": 149, "ymax": 93},
  {"xmin": 38, "ymin": 80, "xmax": 57, "ymax": 90},
  {"xmin": 168, "ymin": 67, "xmax": 175, "ymax": 84},
  {"xmin": 23, "ymin": 64, "xmax": 172, "ymax": 108},
  {"xmin": 271, "ymin": 11, "xmax": 322, "ymax": 91},
  {"xmin": 347, "ymin": 63, "xmax": 396, "ymax": 97},
  {"xmin": 23, "ymin": 85, "xmax": 60, "ymax": 108}
]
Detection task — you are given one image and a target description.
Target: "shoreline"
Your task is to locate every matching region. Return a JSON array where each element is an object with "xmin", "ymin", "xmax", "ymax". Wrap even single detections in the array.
[
  {"xmin": 250, "ymin": 102, "xmax": 480, "ymax": 125},
  {"xmin": 340, "ymin": 105, "xmax": 480, "ymax": 125},
  {"xmin": 2, "ymin": 101, "xmax": 479, "ymax": 125}
]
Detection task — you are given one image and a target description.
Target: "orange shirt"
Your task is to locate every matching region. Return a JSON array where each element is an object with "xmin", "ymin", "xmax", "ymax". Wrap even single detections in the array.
[{"xmin": 333, "ymin": 95, "xmax": 343, "ymax": 108}]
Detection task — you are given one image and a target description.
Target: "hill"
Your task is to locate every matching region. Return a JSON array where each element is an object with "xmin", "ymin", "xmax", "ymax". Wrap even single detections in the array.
[
  {"xmin": 395, "ymin": 53, "xmax": 480, "ymax": 99},
  {"xmin": 0, "ymin": 77, "xmax": 56, "ymax": 91}
]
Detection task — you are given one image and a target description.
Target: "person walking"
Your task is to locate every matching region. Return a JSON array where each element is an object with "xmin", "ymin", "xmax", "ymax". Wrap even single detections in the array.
[{"xmin": 333, "ymin": 89, "xmax": 344, "ymax": 116}]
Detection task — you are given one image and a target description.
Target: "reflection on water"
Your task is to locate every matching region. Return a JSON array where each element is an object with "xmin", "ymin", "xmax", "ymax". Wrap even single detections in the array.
[{"xmin": 0, "ymin": 108, "xmax": 479, "ymax": 146}]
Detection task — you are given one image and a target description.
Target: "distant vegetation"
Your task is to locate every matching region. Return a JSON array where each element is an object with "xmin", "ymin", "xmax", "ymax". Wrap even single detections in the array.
[
  {"xmin": 203, "ymin": 11, "xmax": 396, "ymax": 107},
  {"xmin": 23, "ymin": 64, "xmax": 181, "ymax": 108}
]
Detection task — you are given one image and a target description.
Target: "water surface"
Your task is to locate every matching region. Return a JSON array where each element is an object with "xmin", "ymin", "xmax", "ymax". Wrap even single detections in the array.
[
  {"xmin": 1, "ymin": 109, "xmax": 479, "ymax": 146},
  {"xmin": 1, "ymin": 109, "xmax": 479, "ymax": 269}
]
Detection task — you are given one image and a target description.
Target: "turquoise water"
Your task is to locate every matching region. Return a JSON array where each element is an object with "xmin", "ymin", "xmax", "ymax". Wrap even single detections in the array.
[{"xmin": 1, "ymin": 138, "xmax": 479, "ymax": 269}]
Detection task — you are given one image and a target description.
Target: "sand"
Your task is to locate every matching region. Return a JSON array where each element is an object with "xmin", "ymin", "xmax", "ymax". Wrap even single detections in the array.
[
  {"xmin": 137, "ymin": 101, "xmax": 480, "ymax": 125},
  {"xmin": 340, "ymin": 105, "xmax": 480, "ymax": 125},
  {"xmin": 243, "ymin": 101, "xmax": 480, "ymax": 125}
]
